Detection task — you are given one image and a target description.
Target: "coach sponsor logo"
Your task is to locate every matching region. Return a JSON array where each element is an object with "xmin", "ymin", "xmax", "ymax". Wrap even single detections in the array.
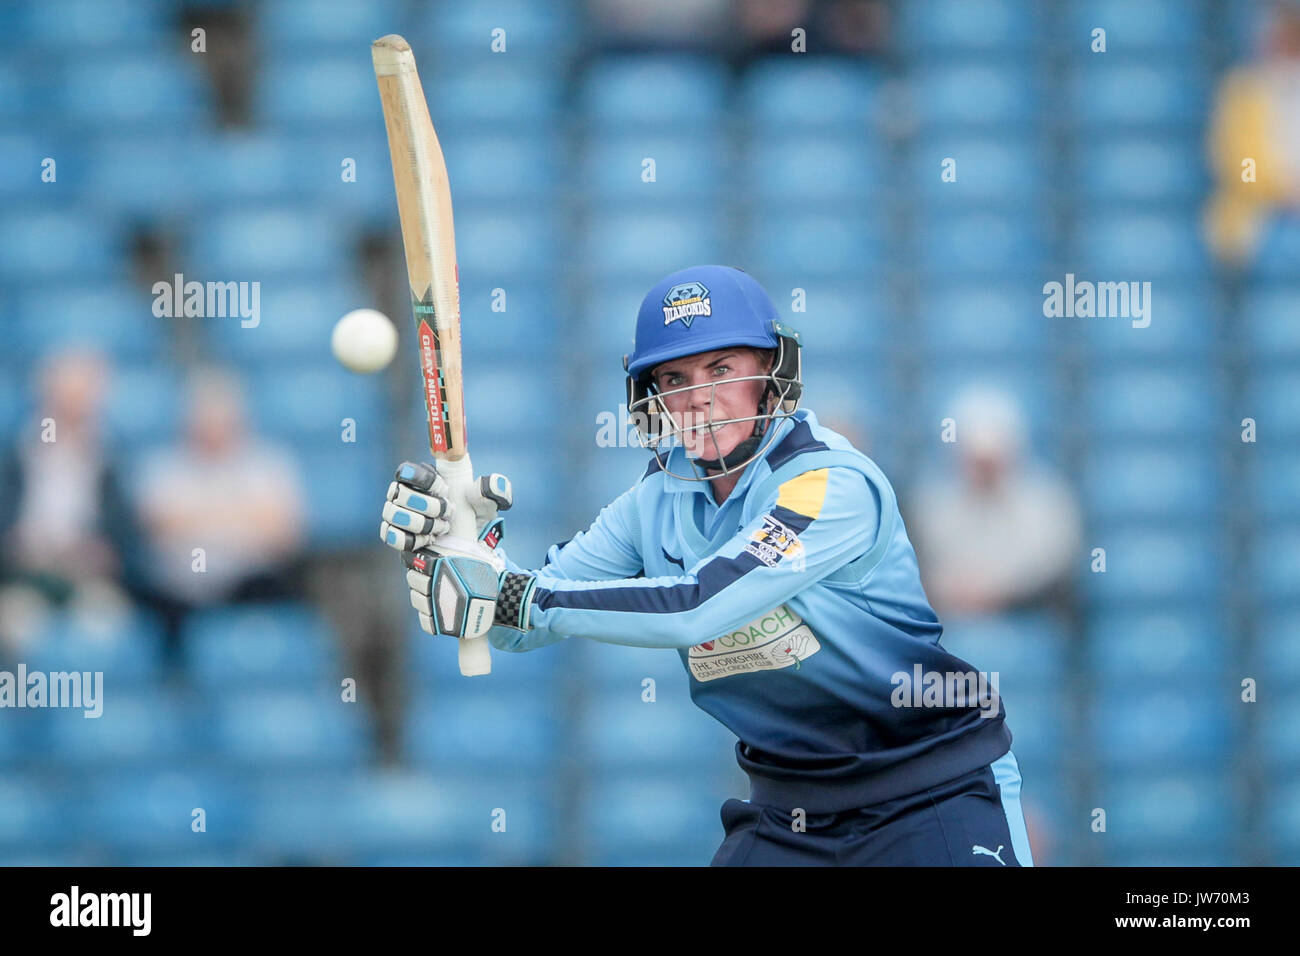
[
  {"xmin": 151, "ymin": 272, "xmax": 260, "ymax": 328},
  {"xmin": 0, "ymin": 665, "xmax": 103, "ymax": 718},
  {"xmin": 661, "ymin": 280, "xmax": 712, "ymax": 328},
  {"xmin": 745, "ymin": 514, "xmax": 803, "ymax": 567},
  {"xmin": 50, "ymin": 886, "xmax": 151, "ymax": 936},
  {"xmin": 890, "ymin": 664, "xmax": 1000, "ymax": 719},
  {"xmin": 688, "ymin": 605, "xmax": 820, "ymax": 681}
]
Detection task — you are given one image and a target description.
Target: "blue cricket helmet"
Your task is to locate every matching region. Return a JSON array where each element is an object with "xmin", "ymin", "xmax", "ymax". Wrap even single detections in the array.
[{"xmin": 624, "ymin": 265, "xmax": 790, "ymax": 381}]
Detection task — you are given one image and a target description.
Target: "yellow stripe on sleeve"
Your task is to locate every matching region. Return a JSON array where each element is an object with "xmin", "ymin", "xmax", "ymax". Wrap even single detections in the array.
[{"xmin": 775, "ymin": 468, "xmax": 829, "ymax": 519}]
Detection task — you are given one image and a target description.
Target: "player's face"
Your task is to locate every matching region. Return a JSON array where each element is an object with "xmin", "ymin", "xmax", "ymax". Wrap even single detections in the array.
[{"xmin": 652, "ymin": 349, "xmax": 770, "ymax": 461}]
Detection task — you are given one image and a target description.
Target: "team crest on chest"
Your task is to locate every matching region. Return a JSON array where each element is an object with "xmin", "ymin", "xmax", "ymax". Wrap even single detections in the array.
[{"xmin": 661, "ymin": 281, "xmax": 711, "ymax": 328}]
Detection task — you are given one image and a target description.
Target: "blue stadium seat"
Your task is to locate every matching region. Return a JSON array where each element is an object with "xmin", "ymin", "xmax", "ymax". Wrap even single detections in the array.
[
  {"xmin": 1267, "ymin": 777, "xmax": 1300, "ymax": 863},
  {"xmin": 1076, "ymin": 138, "xmax": 1207, "ymax": 203},
  {"xmin": 580, "ymin": 773, "xmax": 730, "ymax": 866},
  {"xmin": 1094, "ymin": 690, "xmax": 1235, "ymax": 767},
  {"xmin": 0, "ymin": 776, "xmax": 68, "ymax": 851},
  {"xmin": 0, "ymin": 206, "xmax": 124, "ymax": 282},
  {"xmin": 916, "ymin": 282, "xmax": 1052, "ymax": 358},
  {"xmin": 190, "ymin": 131, "xmax": 307, "ymax": 204},
  {"xmin": 912, "ymin": 211, "xmax": 1048, "ymax": 275},
  {"xmin": 1082, "ymin": 527, "xmax": 1223, "ymax": 604},
  {"xmin": 1251, "ymin": 449, "xmax": 1300, "ymax": 521},
  {"xmin": 248, "ymin": 362, "xmax": 384, "ymax": 439},
  {"xmin": 185, "ymin": 603, "xmax": 339, "ymax": 690},
  {"xmin": 0, "ymin": 706, "xmax": 46, "ymax": 764},
  {"xmin": 1244, "ymin": 284, "xmax": 1300, "ymax": 359},
  {"xmin": 1066, "ymin": 0, "xmax": 1208, "ymax": 52},
  {"xmin": 1087, "ymin": 611, "xmax": 1228, "ymax": 688},
  {"xmin": 937, "ymin": 612, "xmax": 1069, "ymax": 685},
  {"xmin": 1252, "ymin": 217, "xmax": 1300, "ymax": 280},
  {"xmin": 18, "ymin": 0, "xmax": 171, "ymax": 49},
  {"xmin": 205, "ymin": 278, "xmax": 368, "ymax": 364},
  {"xmin": 405, "ymin": 692, "xmax": 559, "ymax": 773},
  {"xmin": 1095, "ymin": 772, "xmax": 1236, "ymax": 859},
  {"xmin": 25, "ymin": 611, "xmax": 166, "ymax": 689},
  {"xmin": 580, "ymin": 640, "xmax": 690, "ymax": 686},
  {"xmin": 578, "ymin": 281, "xmax": 656, "ymax": 357},
  {"xmin": 461, "ymin": 365, "xmax": 556, "ymax": 439},
  {"xmin": 761, "ymin": 279, "xmax": 887, "ymax": 352},
  {"xmin": 1082, "ymin": 444, "xmax": 1223, "ymax": 521},
  {"xmin": 1084, "ymin": 366, "xmax": 1222, "ymax": 439},
  {"xmin": 295, "ymin": 445, "xmax": 389, "ymax": 545},
  {"xmin": 17, "ymin": 285, "xmax": 166, "ymax": 363},
  {"xmin": 260, "ymin": 0, "xmax": 403, "ymax": 48},
  {"xmin": 1069, "ymin": 61, "xmax": 1209, "ymax": 128},
  {"xmin": 454, "ymin": 206, "xmax": 559, "ymax": 281},
  {"xmin": 45, "ymin": 691, "xmax": 203, "ymax": 766},
  {"xmin": 185, "ymin": 207, "xmax": 351, "ymax": 277},
  {"xmin": 0, "ymin": 133, "xmax": 46, "ymax": 203},
  {"xmin": 897, "ymin": 0, "xmax": 1042, "ymax": 53},
  {"xmin": 1259, "ymin": 697, "xmax": 1300, "ymax": 769},
  {"xmin": 582, "ymin": 131, "xmax": 725, "ymax": 200},
  {"xmin": 740, "ymin": 59, "xmax": 882, "ymax": 129},
  {"xmin": 1251, "ymin": 526, "xmax": 1300, "ymax": 603},
  {"xmin": 1079, "ymin": 282, "xmax": 1217, "ymax": 359},
  {"xmin": 1071, "ymin": 211, "xmax": 1209, "ymax": 274},
  {"xmin": 82, "ymin": 135, "xmax": 201, "ymax": 215},
  {"xmin": 577, "ymin": 690, "xmax": 735, "ymax": 771},
  {"xmin": 457, "ymin": 280, "xmax": 564, "ymax": 358},
  {"xmin": 56, "ymin": 52, "xmax": 211, "ymax": 129},
  {"xmin": 746, "ymin": 214, "xmax": 885, "ymax": 277},
  {"xmin": 445, "ymin": 131, "xmax": 564, "ymax": 202},
  {"xmin": 909, "ymin": 136, "xmax": 1048, "ymax": 206},
  {"xmin": 80, "ymin": 768, "xmax": 253, "ymax": 852},
  {"xmin": 423, "ymin": 0, "xmax": 580, "ymax": 58},
  {"xmin": 256, "ymin": 55, "xmax": 379, "ymax": 127},
  {"xmin": 211, "ymin": 690, "xmax": 369, "ymax": 767},
  {"xmin": 424, "ymin": 58, "xmax": 563, "ymax": 127},
  {"xmin": 101, "ymin": 362, "xmax": 185, "ymax": 451},
  {"xmin": 746, "ymin": 134, "xmax": 886, "ymax": 204},
  {"xmin": 999, "ymin": 693, "xmax": 1065, "ymax": 769},
  {"xmin": 583, "ymin": 208, "xmax": 724, "ymax": 280},
  {"xmin": 1245, "ymin": 366, "xmax": 1300, "ymax": 437},
  {"xmin": 909, "ymin": 63, "xmax": 1043, "ymax": 128},
  {"xmin": 580, "ymin": 56, "xmax": 728, "ymax": 128},
  {"xmin": 1264, "ymin": 608, "xmax": 1300, "ymax": 689}
]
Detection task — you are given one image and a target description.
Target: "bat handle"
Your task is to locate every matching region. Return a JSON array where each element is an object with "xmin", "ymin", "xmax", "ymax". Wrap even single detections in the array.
[{"xmin": 437, "ymin": 454, "xmax": 493, "ymax": 677}]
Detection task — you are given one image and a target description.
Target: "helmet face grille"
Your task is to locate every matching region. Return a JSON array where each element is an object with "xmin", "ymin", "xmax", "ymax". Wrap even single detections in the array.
[{"xmin": 624, "ymin": 332, "xmax": 803, "ymax": 482}]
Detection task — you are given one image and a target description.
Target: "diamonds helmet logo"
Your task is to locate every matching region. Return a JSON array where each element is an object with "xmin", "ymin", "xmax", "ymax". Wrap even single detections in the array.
[{"xmin": 661, "ymin": 281, "xmax": 712, "ymax": 328}]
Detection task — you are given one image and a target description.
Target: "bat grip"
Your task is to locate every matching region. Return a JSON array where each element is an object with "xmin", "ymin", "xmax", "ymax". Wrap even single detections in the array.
[{"xmin": 436, "ymin": 454, "xmax": 493, "ymax": 677}]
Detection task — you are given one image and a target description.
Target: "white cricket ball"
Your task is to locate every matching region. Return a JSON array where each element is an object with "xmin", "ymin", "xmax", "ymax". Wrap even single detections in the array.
[{"xmin": 331, "ymin": 308, "xmax": 398, "ymax": 374}]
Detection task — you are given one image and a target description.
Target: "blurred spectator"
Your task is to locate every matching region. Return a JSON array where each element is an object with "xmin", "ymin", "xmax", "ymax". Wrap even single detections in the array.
[
  {"xmin": 0, "ymin": 350, "xmax": 143, "ymax": 654},
  {"xmin": 1204, "ymin": 1, "xmax": 1300, "ymax": 265},
  {"xmin": 135, "ymin": 368, "xmax": 305, "ymax": 666},
  {"xmin": 909, "ymin": 386, "xmax": 1082, "ymax": 618}
]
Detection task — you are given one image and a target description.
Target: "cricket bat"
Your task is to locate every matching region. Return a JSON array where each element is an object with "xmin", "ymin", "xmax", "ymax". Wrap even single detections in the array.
[{"xmin": 373, "ymin": 34, "xmax": 490, "ymax": 677}]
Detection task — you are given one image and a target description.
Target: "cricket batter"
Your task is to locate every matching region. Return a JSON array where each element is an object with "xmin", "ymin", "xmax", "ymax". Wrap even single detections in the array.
[{"xmin": 380, "ymin": 264, "xmax": 1034, "ymax": 866}]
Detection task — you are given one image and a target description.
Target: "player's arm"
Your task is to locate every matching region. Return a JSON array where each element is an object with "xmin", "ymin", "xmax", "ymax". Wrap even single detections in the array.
[{"xmin": 520, "ymin": 467, "xmax": 880, "ymax": 649}]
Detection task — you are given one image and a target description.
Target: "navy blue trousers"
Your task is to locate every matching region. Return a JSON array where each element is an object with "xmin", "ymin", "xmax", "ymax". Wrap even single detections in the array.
[{"xmin": 710, "ymin": 752, "xmax": 1034, "ymax": 866}]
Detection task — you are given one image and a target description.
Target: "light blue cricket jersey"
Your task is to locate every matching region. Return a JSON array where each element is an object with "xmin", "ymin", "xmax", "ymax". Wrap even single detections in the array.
[{"xmin": 491, "ymin": 409, "xmax": 1013, "ymax": 813}]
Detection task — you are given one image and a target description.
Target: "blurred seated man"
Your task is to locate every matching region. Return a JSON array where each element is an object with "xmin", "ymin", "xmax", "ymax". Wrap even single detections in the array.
[
  {"xmin": 136, "ymin": 368, "xmax": 304, "ymax": 664},
  {"xmin": 1205, "ymin": 1, "xmax": 1300, "ymax": 265},
  {"xmin": 0, "ymin": 349, "xmax": 143, "ymax": 654},
  {"xmin": 910, "ymin": 386, "xmax": 1081, "ymax": 618}
]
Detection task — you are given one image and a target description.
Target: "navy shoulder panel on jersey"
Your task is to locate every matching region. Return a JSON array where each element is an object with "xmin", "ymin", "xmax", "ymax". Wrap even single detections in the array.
[{"xmin": 765, "ymin": 419, "xmax": 830, "ymax": 471}]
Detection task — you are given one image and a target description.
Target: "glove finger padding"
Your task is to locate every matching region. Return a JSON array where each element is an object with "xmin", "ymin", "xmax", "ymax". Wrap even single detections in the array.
[
  {"xmin": 382, "ymin": 499, "xmax": 447, "ymax": 536},
  {"xmin": 402, "ymin": 548, "xmax": 499, "ymax": 640}
]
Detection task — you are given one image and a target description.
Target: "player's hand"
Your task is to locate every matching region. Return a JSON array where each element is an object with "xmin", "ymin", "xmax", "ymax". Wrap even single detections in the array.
[
  {"xmin": 380, "ymin": 460, "xmax": 513, "ymax": 553},
  {"xmin": 401, "ymin": 543, "xmax": 536, "ymax": 637}
]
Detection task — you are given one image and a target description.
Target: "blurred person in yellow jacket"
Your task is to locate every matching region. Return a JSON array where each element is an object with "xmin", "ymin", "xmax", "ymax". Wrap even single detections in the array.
[{"xmin": 1206, "ymin": 2, "xmax": 1300, "ymax": 265}]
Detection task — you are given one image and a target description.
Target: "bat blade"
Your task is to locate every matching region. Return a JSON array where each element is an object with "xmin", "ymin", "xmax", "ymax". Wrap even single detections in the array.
[
  {"xmin": 374, "ymin": 34, "xmax": 490, "ymax": 677},
  {"xmin": 372, "ymin": 33, "xmax": 468, "ymax": 460}
]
